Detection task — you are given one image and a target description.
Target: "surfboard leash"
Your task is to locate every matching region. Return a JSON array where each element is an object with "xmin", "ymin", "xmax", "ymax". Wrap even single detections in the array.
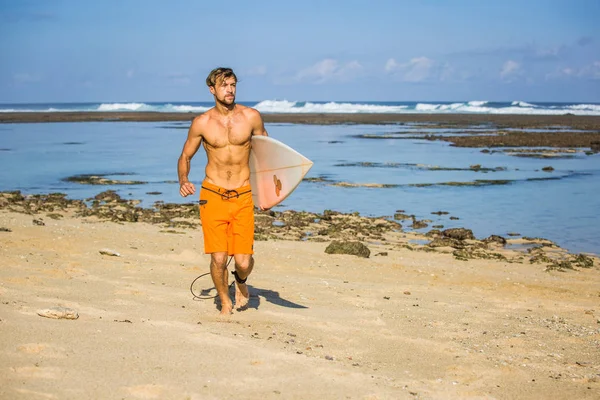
[{"xmin": 189, "ymin": 256, "xmax": 235, "ymax": 300}]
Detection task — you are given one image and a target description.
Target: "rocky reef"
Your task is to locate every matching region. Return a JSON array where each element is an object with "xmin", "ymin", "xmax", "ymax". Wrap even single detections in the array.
[{"xmin": 0, "ymin": 190, "xmax": 597, "ymax": 271}]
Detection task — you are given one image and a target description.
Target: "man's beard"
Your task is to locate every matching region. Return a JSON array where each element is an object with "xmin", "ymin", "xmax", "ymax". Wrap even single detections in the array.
[{"xmin": 219, "ymin": 95, "xmax": 235, "ymax": 106}]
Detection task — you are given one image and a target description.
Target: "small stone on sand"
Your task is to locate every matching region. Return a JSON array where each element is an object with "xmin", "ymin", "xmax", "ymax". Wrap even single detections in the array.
[{"xmin": 37, "ymin": 307, "xmax": 79, "ymax": 320}]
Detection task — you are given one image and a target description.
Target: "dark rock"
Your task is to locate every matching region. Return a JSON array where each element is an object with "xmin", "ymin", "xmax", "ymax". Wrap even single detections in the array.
[
  {"xmin": 483, "ymin": 235, "xmax": 507, "ymax": 245},
  {"xmin": 257, "ymin": 209, "xmax": 276, "ymax": 217},
  {"xmin": 591, "ymin": 141, "xmax": 600, "ymax": 153},
  {"xmin": 453, "ymin": 248, "xmax": 507, "ymax": 261},
  {"xmin": 94, "ymin": 190, "xmax": 123, "ymax": 203},
  {"xmin": 573, "ymin": 254, "xmax": 594, "ymax": 268},
  {"xmin": 321, "ymin": 209, "xmax": 340, "ymax": 221},
  {"xmin": 425, "ymin": 229, "xmax": 443, "ymax": 237},
  {"xmin": 530, "ymin": 253, "xmax": 552, "ymax": 264},
  {"xmin": 542, "ymin": 166, "xmax": 554, "ymax": 172},
  {"xmin": 428, "ymin": 237, "xmax": 463, "ymax": 248},
  {"xmin": 325, "ymin": 241, "xmax": 370, "ymax": 258},
  {"xmin": 411, "ymin": 219, "xmax": 428, "ymax": 229},
  {"xmin": 442, "ymin": 228, "xmax": 475, "ymax": 240},
  {"xmin": 394, "ymin": 212, "xmax": 413, "ymax": 221},
  {"xmin": 546, "ymin": 261, "xmax": 574, "ymax": 271},
  {"xmin": 63, "ymin": 174, "xmax": 146, "ymax": 185}
]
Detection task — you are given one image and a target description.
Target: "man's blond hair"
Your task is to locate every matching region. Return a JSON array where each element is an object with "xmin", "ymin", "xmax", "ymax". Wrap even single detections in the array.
[{"xmin": 206, "ymin": 67, "xmax": 237, "ymax": 87}]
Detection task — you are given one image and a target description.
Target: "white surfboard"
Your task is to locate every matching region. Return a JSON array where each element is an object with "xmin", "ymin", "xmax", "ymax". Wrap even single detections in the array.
[{"xmin": 249, "ymin": 136, "xmax": 313, "ymax": 210}]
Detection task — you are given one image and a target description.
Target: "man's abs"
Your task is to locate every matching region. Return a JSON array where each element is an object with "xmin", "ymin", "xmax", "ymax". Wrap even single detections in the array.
[{"xmin": 204, "ymin": 161, "xmax": 250, "ymax": 190}]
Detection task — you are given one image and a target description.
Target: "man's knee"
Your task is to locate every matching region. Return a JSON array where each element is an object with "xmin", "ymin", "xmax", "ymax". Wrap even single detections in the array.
[
  {"xmin": 211, "ymin": 253, "xmax": 229, "ymax": 269},
  {"xmin": 235, "ymin": 256, "xmax": 254, "ymax": 273}
]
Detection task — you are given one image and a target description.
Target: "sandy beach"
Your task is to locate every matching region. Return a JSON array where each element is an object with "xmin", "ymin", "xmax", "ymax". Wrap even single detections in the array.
[
  {"xmin": 0, "ymin": 191, "xmax": 599, "ymax": 400},
  {"xmin": 3, "ymin": 0, "xmax": 599, "ymax": 397}
]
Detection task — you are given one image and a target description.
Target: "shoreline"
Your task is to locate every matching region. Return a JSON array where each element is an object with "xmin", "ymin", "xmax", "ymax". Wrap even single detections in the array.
[
  {"xmin": 1, "ymin": 111, "xmax": 600, "ymax": 129},
  {"xmin": 2, "ymin": 190, "xmax": 598, "ymax": 259}
]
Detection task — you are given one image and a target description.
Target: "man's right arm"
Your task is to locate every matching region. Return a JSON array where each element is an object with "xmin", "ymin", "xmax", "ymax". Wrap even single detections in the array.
[
  {"xmin": 177, "ymin": 117, "xmax": 203, "ymax": 197},
  {"xmin": 248, "ymin": 108, "xmax": 268, "ymax": 137}
]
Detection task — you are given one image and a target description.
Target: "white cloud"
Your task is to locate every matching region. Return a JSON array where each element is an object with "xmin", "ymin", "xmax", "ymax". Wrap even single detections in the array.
[
  {"xmin": 534, "ymin": 47, "xmax": 561, "ymax": 60},
  {"xmin": 295, "ymin": 59, "xmax": 363, "ymax": 84},
  {"xmin": 244, "ymin": 65, "xmax": 267, "ymax": 76},
  {"xmin": 546, "ymin": 61, "xmax": 600, "ymax": 80},
  {"xmin": 438, "ymin": 62, "xmax": 454, "ymax": 82},
  {"xmin": 165, "ymin": 73, "xmax": 191, "ymax": 85},
  {"xmin": 384, "ymin": 58, "xmax": 399, "ymax": 72},
  {"xmin": 500, "ymin": 60, "xmax": 522, "ymax": 81},
  {"xmin": 13, "ymin": 72, "xmax": 41, "ymax": 84},
  {"xmin": 384, "ymin": 57, "xmax": 436, "ymax": 82},
  {"xmin": 581, "ymin": 61, "xmax": 600, "ymax": 79}
]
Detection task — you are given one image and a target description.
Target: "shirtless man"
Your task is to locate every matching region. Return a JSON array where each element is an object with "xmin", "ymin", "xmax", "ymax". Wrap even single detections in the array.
[{"xmin": 178, "ymin": 67, "xmax": 268, "ymax": 315}]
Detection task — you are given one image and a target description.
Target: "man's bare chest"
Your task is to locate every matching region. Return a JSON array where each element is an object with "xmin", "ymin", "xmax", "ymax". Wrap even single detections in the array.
[{"xmin": 204, "ymin": 119, "xmax": 251, "ymax": 148}]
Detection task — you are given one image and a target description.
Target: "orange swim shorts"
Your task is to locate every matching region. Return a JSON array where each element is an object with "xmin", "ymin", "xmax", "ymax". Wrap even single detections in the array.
[{"xmin": 198, "ymin": 180, "xmax": 254, "ymax": 255}]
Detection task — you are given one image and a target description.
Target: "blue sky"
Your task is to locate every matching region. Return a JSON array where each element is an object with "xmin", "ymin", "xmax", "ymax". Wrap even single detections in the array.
[{"xmin": 1, "ymin": 0, "xmax": 599, "ymax": 103}]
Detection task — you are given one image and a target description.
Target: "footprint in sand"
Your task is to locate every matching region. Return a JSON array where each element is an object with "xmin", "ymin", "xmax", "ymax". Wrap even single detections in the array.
[
  {"xmin": 14, "ymin": 388, "xmax": 58, "ymax": 399},
  {"xmin": 17, "ymin": 343, "xmax": 65, "ymax": 358},
  {"xmin": 124, "ymin": 384, "xmax": 167, "ymax": 399},
  {"xmin": 11, "ymin": 366, "xmax": 61, "ymax": 379},
  {"xmin": 17, "ymin": 343, "xmax": 48, "ymax": 354}
]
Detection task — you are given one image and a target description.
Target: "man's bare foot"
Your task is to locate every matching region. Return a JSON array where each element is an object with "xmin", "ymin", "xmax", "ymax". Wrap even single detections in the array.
[
  {"xmin": 235, "ymin": 282, "xmax": 250, "ymax": 310},
  {"xmin": 219, "ymin": 299, "xmax": 233, "ymax": 316}
]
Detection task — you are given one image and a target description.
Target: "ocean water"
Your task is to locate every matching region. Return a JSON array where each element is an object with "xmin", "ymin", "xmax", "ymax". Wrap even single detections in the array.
[
  {"xmin": 1, "ymin": 100, "xmax": 600, "ymax": 116},
  {"xmin": 0, "ymin": 121, "xmax": 599, "ymax": 255}
]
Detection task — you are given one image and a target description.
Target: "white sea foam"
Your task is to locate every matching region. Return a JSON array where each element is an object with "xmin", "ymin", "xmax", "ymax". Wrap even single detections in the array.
[
  {"xmin": 0, "ymin": 108, "xmax": 30, "ymax": 112},
  {"xmin": 566, "ymin": 104, "xmax": 600, "ymax": 112},
  {"xmin": 415, "ymin": 103, "xmax": 437, "ymax": 111},
  {"xmin": 412, "ymin": 101, "xmax": 600, "ymax": 115},
  {"xmin": 467, "ymin": 101, "xmax": 488, "ymax": 107},
  {"xmin": 166, "ymin": 104, "xmax": 210, "ymax": 113},
  {"xmin": 97, "ymin": 103, "xmax": 146, "ymax": 111},
  {"xmin": 487, "ymin": 106, "xmax": 595, "ymax": 115},
  {"xmin": 253, "ymin": 100, "xmax": 299, "ymax": 112},
  {"xmin": 1, "ymin": 100, "xmax": 600, "ymax": 115},
  {"xmin": 0, "ymin": 107, "xmax": 77, "ymax": 112},
  {"xmin": 416, "ymin": 102, "xmax": 474, "ymax": 112},
  {"xmin": 254, "ymin": 100, "xmax": 409, "ymax": 113},
  {"xmin": 511, "ymin": 101, "xmax": 536, "ymax": 107}
]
